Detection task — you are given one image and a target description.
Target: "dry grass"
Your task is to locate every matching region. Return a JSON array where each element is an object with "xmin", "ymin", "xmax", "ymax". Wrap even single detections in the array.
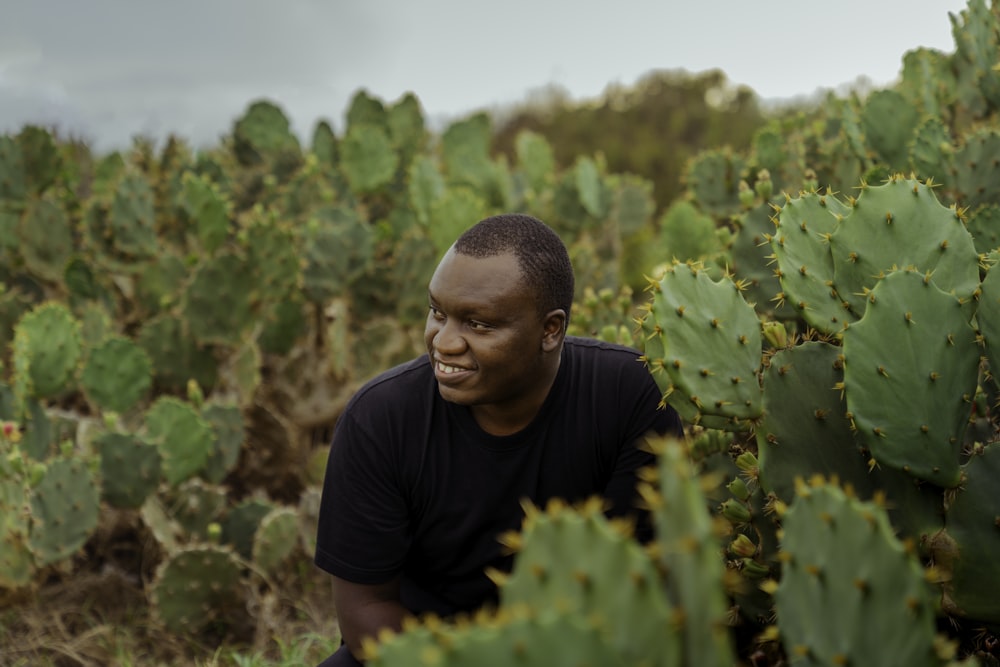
[{"xmin": 0, "ymin": 554, "xmax": 340, "ymax": 667}]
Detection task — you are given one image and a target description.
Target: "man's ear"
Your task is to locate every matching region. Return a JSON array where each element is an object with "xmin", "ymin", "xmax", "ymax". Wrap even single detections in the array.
[{"xmin": 541, "ymin": 309, "xmax": 567, "ymax": 352}]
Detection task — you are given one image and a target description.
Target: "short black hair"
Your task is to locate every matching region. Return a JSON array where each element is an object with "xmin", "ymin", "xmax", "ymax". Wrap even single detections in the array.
[{"xmin": 453, "ymin": 213, "xmax": 574, "ymax": 325}]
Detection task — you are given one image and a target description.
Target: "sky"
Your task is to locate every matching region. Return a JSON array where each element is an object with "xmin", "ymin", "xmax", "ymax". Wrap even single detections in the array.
[{"xmin": 0, "ymin": 0, "xmax": 973, "ymax": 154}]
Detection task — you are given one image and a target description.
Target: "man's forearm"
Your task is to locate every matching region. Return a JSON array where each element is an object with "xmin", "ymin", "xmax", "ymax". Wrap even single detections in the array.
[{"xmin": 339, "ymin": 594, "xmax": 411, "ymax": 660}]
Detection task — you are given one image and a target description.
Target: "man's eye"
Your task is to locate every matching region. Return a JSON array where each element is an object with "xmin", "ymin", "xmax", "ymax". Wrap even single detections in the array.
[
  {"xmin": 469, "ymin": 321, "xmax": 491, "ymax": 331},
  {"xmin": 429, "ymin": 306, "xmax": 444, "ymax": 319}
]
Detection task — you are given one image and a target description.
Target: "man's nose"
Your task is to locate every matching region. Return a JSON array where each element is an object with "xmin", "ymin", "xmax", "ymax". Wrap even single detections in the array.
[{"xmin": 433, "ymin": 318, "xmax": 466, "ymax": 354}]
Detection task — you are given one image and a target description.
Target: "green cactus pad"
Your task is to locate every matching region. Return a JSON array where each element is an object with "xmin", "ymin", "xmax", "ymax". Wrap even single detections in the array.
[
  {"xmin": 164, "ymin": 478, "xmax": 227, "ymax": 540},
  {"xmin": 109, "ymin": 171, "xmax": 158, "ymax": 259},
  {"xmin": 770, "ymin": 192, "xmax": 854, "ymax": 333},
  {"xmin": 369, "ymin": 608, "xmax": 627, "ymax": 667},
  {"xmin": 0, "ymin": 475, "xmax": 34, "ymax": 588},
  {"xmin": 843, "ymin": 270, "xmax": 978, "ymax": 487},
  {"xmin": 302, "ymin": 206, "xmax": 375, "ymax": 302},
  {"xmin": 936, "ymin": 444, "xmax": 1000, "ymax": 624},
  {"xmin": 136, "ymin": 314, "xmax": 219, "ymax": 392},
  {"xmin": 133, "ymin": 251, "xmax": 187, "ymax": 318},
  {"xmin": 499, "ymin": 499, "xmax": 680, "ymax": 667},
  {"xmin": 861, "ymin": 89, "xmax": 922, "ymax": 171},
  {"xmin": 12, "ymin": 301, "xmax": 82, "ymax": 401},
  {"xmin": 200, "ymin": 402, "xmax": 245, "ymax": 485},
  {"xmin": 731, "ymin": 200, "xmax": 792, "ymax": 321},
  {"xmin": 976, "ymin": 258, "xmax": 1000, "ymax": 379},
  {"xmin": 145, "ymin": 397, "xmax": 215, "ymax": 486},
  {"xmin": 952, "ymin": 128, "xmax": 1000, "ymax": 210},
  {"xmin": 775, "ymin": 480, "xmax": 938, "ymax": 667},
  {"xmin": 245, "ymin": 213, "xmax": 301, "ymax": 306},
  {"xmin": 683, "ymin": 148, "xmax": 747, "ymax": 218},
  {"xmin": 181, "ymin": 252, "xmax": 256, "ymax": 346},
  {"xmin": 222, "ymin": 498, "xmax": 275, "ymax": 559},
  {"xmin": 829, "ymin": 176, "xmax": 980, "ymax": 319},
  {"xmin": 642, "ymin": 262, "xmax": 763, "ymax": 429},
  {"xmin": 28, "ymin": 456, "xmax": 101, "ymax": 566},
  {"xmin": 650, "ymin": 437, "xmax": 737, "ymax": 667},
  {"xmin": 0, "ymin": 135, "xmax": 27, "ymax": 204},
  {"xmin": 341, "ymin": 124, "xmax": 399, "ymax": 194},
  {"xmin": 17, "ymin": 196, "xmax": 73, "ymax": 283},
  {"xmin": 407, "ymin": 155, "xmax": 446, "ymax": 226},
  {"xmin": 180, "ymin": 172, "xmax": 231, "ymax": 254},
  {"xmin": 252, "ymin": 506, "xmax": 300, "ymax": 575},
  {"xmin": 80, "ymin": 336, "xmax": 153, "ymax": 413},
  {"xmin": 908, "ymin": 116, "xmax": 953, "ymax": 185},
  {"xmin": 964, "ymin": 204, "xmax": 1000, "ymax": 255},
  {"xmin": 95, "ymin": 432, "xmax": 162, "ymax": 509},
  {"xmin": 515, "ymin": 131, "xmax": 556, "ymax": 195},
  {"xmin": 757, "ymin": 342, "xmax": 873, "ymax": 502},
  {"xmin": 151, "ymin": 544, "xmax": 245, "ymax": 634}
]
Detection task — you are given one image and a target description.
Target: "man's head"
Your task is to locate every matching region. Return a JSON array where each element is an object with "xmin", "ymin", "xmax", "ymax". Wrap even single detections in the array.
[
  {"xmin": 424, "ymin": 214, "xmax": 574, "ymax": 432},
  {"xmin": 452, "ymin": 213, "xmax": 575, "ymax": 328}
]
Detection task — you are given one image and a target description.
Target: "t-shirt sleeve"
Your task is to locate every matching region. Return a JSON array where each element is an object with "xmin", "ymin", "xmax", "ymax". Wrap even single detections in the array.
[
  {"xmin": 602, "ymin": 357, "xmax": 683, "ymax": 540},
  {"xmin": 314, "ymin": 408, "xmax": 411, "ymax": 584}
]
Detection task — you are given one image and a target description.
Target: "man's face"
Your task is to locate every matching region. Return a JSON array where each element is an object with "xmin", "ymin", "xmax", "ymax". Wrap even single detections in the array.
[{"xmin": 424, "ymin": 249, "xmax": 563, "ymax": 412}]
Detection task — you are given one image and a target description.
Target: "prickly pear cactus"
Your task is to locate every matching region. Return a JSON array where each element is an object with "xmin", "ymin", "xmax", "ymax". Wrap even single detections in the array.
[
  {"xmin": 769, "ymin": 191, "xmax": 853, "ymax": 333},
  {"xmin": 144, "ymin": 397, "xmax": 215, "ymax": 486},
  {"xmin": 644, "ymin": 437, "xmax": 737, "ymax": 667},
  {"xmin": 94, "ymin": 432, "xmax": 162, "ymax": 509},
  {"xmin": 80, "ymin": 336, "xmax": 153, "ymax": 413},
  {"xmin": 368, "ymin": 609, "xmax": 627, "ymax": 667},
  {"xmin": 150, "ymin": 544, "xmax": 245, "ymax": 634},
  {"xmin": 640, "ymin": 261, "xmax": 763, "ymax": 430},
  {"xmin": 828, "ymin": 176, "xmax": 979, "ymax": 319},
  {"xmin": 12, "ymin": 301, "xmax": 82, "ymax": 404},
  {"xmin": 17, "ymin": 196, "xmax": 73, "ymax": 283},
  {"xmin": 28, "ymin": 454, "xmax": 101, "ymax": 566},
  {"xmin": 773, "ymin": 479, "xmax": 940, "ymax": 667},
  {"xmin": 842, "ymin": 269, "xmax": 979, "ymax": 488},
  {"xmin": 252, "ymin": 506, "xmax": 300, "ymax": 576},
  {"xmin": 496, "ymin": 497, "xmax": 680, "ymax": 667}
]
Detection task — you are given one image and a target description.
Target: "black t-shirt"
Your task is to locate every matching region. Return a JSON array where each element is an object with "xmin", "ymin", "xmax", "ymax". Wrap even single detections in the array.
[{"xmin": 314, "ymin": 336, "xmax": 681, "ymax": 616}]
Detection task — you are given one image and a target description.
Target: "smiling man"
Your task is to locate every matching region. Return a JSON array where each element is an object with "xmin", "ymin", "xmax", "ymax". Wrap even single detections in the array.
[{"xmin": 314, "ymin": 213, "xmax": 682, "ymax": 666}]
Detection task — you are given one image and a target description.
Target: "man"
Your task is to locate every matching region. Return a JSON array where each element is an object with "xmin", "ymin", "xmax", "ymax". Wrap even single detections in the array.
[{"xmin": 314, "ymin": 213, "xmax": 682, "ymax": 666}]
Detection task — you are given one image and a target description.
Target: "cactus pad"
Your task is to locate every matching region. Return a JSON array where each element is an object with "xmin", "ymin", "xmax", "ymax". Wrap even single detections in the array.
[
  {"xmin": 642, "ymin": 262, "xmax": 763, "ymax": 429},
  {"xmin": 80, "ymin": 336, "xmax": 153, "ymax": 413},
  {"xmin": 12, "ymin": 301, "xmax": 82, "ymax": 402},
  {"xmin": 774, "ymin": 480, "xmax": 938, "ymax": 667},
  {"xmin": 28, "ymin": 456, "xmax": 101, "ymax": 566},
  {"xmin": 145, "ymin": 397, "xmax": 215, "ymax": 486},
  {"xmin": 95, "ymin": 432, "xmax": 162, "ymax": 509},
  {"xmin": 151, "ymin": 544, "xmax": 245, "ymax": 634},
  {"xmin": 843, "ymin": 270, "xmax": 978, "ymax": 487},
  {"xmin": 252, "ymin": 506, "xmax": 300, "ymax": 575}
]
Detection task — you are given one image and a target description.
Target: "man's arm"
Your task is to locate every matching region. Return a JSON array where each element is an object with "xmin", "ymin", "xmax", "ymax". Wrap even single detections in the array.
[{"xmin": 333, "ymin": 574, "xmax": 412, "ymax": 661}]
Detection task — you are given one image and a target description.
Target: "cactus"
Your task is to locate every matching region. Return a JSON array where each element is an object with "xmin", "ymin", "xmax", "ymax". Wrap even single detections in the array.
[
  {"xmin": 514, "ymin": 131, "xmax": 556, "ymax": 195},
  {"xmin": 828, "ymin": 176, "xmax": 979, "ymax": 319},
  {"xmin": 369, "ymin": 608, "xmax": 628, "ymax": 667},
  {"xmin": 640, "ymin": 261, "xmax": 763, "ymax": 430},
  {"xmin": 200, "ymin": 402, "xmax": 244, "ymax": 485},
  {"xmin": 180, "ymin": 171, "xmax": 231, "ymax": 254},
  {"xmin": 341, "ymin": 124, "xmax": 399, "ymax": 195},
  {"xmin": 94, "ymin": 432, "xmax": 162, "ymax": 509},
  {"xmin": 644, "ymin": 437, "xmax": 737, "ymax": 667},
  {"xmin": 0, "ymin": 135, "xmax": 26, "ymax": 205},
  {"xmin": 768, "ymin": 190, "xmax": 853, "ymax": 333},
  {"xmin": 773, "ymin": 479, "xmax": 940, "ymax": 667},
  {"xmin": 28, "ymin": 454, "xmax": 101, "ymax": 566},
  {"xmin": 951, "ymin": 128, "xmax": 1000, "ymax": 209},
  {"xmin": 301, "ymin": 206, "xmax": 375, "ymax": 303},
  {"xmin": 842, "ymin": 269, "xmax": 979, "ymax": 488},
  {"xmin": 909, "ymin": 117, "xmax": 953, "ymax": 184},
  {"xmin": 222, "ymin": 497, "xmax": 275, "ymax": 560},
  {"xmin": 11, "ymin": 302, "xmax": 82, "ymax": 404},
  {"xmin": 963, "ymin": 204, "xmax": 1000, "ymax": 255},
  {"xmin": 136, "ymin": 314, "xmax": 219, "ymax": 392},
  {"xmin": 0, "ymin": 452, "xmax": 34, "ymax": 588},
  {"xmin": 496, "ymin": 497, "xmax": 681, "ymax": 667},
  {"xmin": 80, "ymin": 336, "xmax": 153, "ymax": 413},
  {"xmin": 683, "ymin": 148, "xmax": 747, "ymax": 219},
  {"xmin": 730, "ymin": 196, "xmax": 793, "ymax": 321},
  {"xmin": 861, "ymin": 89, "xmax": 922, "ymax": 172},
  {"xmin": 144, "ymin": 396, "xmax": 215, "ymax": 486},
  {"xmin": 163, "ymin": 478, "xmax": 228, "ymax": 540},
  {"xmin": 252, "ymin": 506, "xmax": 300, "ymax": 575},
  {"xmin": 150, "ymin": 544, "xmax": 245, "ymax": 634},
  {"xmin": 933, "ymin": 443, "xmax": 1000, "ymax": 623},
  {"xmin": 181, "ymin": 252, "xmax": 257, "ymax": 346},
  {"xmin": 17, "ymin": 196, "xmax": 73, "ymax": 283}
]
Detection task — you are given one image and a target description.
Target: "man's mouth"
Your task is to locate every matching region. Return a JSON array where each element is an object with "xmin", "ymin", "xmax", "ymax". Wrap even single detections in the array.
[{"xmin": 436, "ymin": 361, "xmax": 468, "ymax": 375}]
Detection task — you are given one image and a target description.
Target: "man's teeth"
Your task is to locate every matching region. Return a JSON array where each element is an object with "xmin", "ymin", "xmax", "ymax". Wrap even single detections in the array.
[{"xmin": 437, "ymin": 362, "xmax": 465, "ymax": 374}]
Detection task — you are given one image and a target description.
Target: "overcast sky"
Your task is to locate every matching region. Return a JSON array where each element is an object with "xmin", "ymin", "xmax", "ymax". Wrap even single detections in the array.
[{"xmin": 0, "ymin": 0, "xmax": 971, "ymax": 153}]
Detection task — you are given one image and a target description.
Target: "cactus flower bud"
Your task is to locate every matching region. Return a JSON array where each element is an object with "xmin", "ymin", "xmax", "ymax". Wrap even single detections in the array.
[
  {"xmin": 1, "ymin": 421, "xmax": 21, "ymax": 443},
  {"xmin": 738, "ymin": 180, "xmax": 756, "ymax": 209},
  {"xmin": 761, "ymin": 320, "xmax": 789, "ymax": 349},
  {"xmin": 729, "ymin": 533, "xmax": 757, "ymax": 558},
  {"xmin": 726, "ymin": 476, "xmax": 750, "ymax": 501},
  {"xmin": 735, "ymin": 451, "xmax": 759, "ymax": 473},
  {"xmin": 28, "ymin": 462, "xmax": 46, "ymax": 487},
  {"xmin": 721, "ymin": 498, "xmax": 752, "ymax": 524}
]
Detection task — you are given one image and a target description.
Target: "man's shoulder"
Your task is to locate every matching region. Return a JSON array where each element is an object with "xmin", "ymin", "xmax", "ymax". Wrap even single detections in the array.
[
  {"xmin": 348, "ymin": 355, "xmax": 434, "ymax": 407},
  {"xmin": 563, "ymin": 336, "xmax": 645, "ymax": 366}
]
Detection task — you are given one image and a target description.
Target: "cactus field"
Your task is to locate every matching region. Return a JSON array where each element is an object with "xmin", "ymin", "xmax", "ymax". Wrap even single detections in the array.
[{"xmin": 4, "ymin": 0, "xmax": 1000, "ymax": 665}]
